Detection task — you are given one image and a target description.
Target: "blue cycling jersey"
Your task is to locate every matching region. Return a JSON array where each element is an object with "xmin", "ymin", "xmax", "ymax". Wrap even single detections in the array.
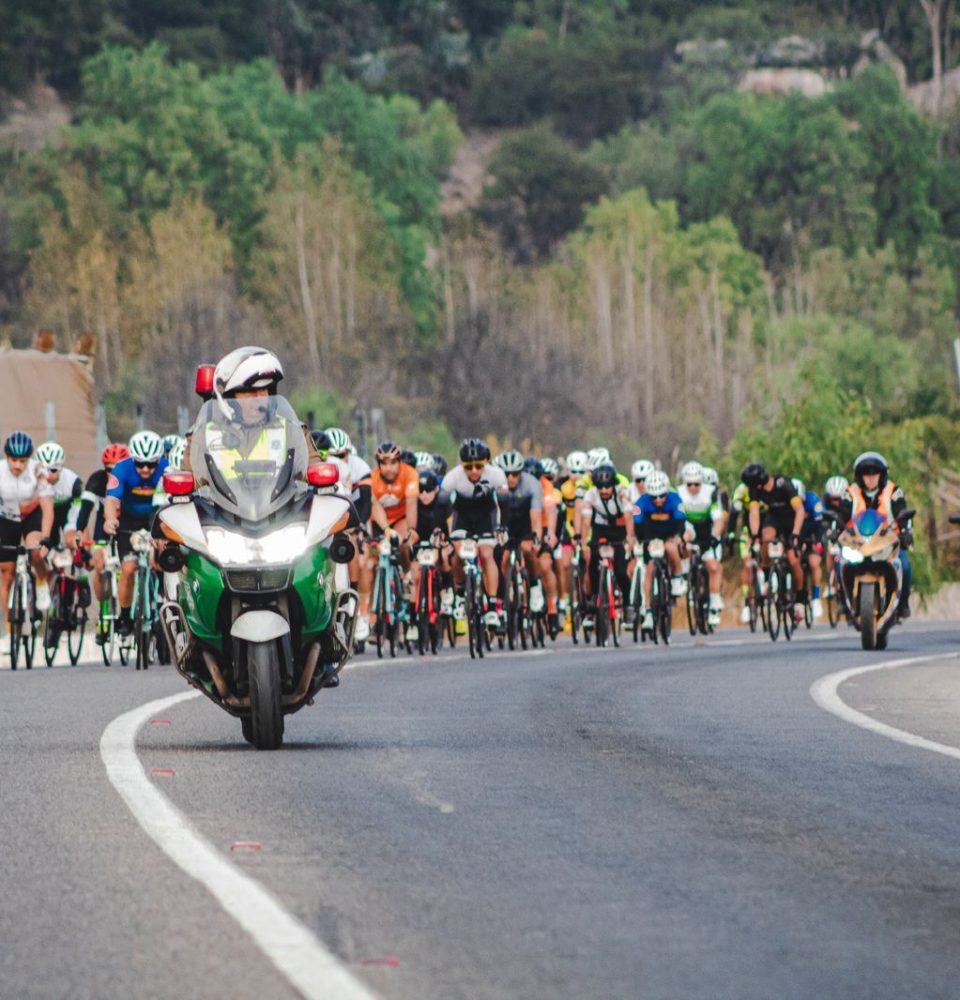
[
  {"xmin": 803, "ymin": 490, "xmax": 823, "ymax": 521},
  {"xmin": 106, "ymin": 456, "xmax": 168, "ymax": 520},
  {"xmin": 633, "ymin": 492, "xmax": 686, "ymax": 538}
]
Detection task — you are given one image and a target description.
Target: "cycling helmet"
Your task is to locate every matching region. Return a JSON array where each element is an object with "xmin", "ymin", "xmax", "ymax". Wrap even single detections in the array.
[
  {"xmin": 459, "ymin": 438, "xmax": 487, "ymax": 463},
  {"xmin": 824, "ymin": 475, "xmax": 849, "ymax": 498},
  {"xmin": 495, "ymin": 450, "xmax": 525, "ymax": 474},
  {"xmin": 162, "ymin": 433, "xmax": 181, "ymax": 455},
  {"xmin": 214, "ymin": 346, "xmax": 283, "ymax": 398},
  {"xmin": 702, "ymin": 467, "xmax": 719, "ymax": 487},
  {"xmin": 741, "ymin": 463, "xmax": 768, "ymax": 489},
  {"xmin": 168, "ymin": 438, "xmax": 188, "ymax": 470},
  {"xmin": 587, "ymin": 447, "xmax": 611, "ymax": 471},
  {"xmin": 376, "ymin": 440, "xmax": 402, "ymax": 462},
  {"xmin": 681, "ymin": 461, "xmax": 704, "ymax": 485},
  {"xmin": 418, "ymin": 470, "xmax": 439, "ymax": 493},
  {"xmin": 433, "ymin": 453, "xmax": 449, "ymax": 478},
  {"xmin": 35, "ymin": 441, "xmax": 65, "ymax": 470},
  {"xmin": 311, "ymin": 429, "xmax": 332, "ymax": 454},
  {"xmin": 541, "ymin": 457, "xmax": 559, "ymax": 478},
  {"xmin": 524, "ymin": 456, "xmax": 543, "ymax": 479},
  {"xmin": 566, "ymin": 450, "xmax": 588, "ymax": 475},
  {"xmin": 631, "ymin": 459, "xmax": 655, "ymax": 482},
  {"xmin": 791, "ymin": 478, "xmax": 806, "ymax": 501},
  {"xmin": 592, "ymin": 463, "xmax": 617, "ymax": 489},
  {"xmin": 397, "ymin": 449, "xmax": 415, "ymax": 468},
  {"xmin": 853, "ymin": 451, "xmax": 888, "ymax": 494},
  {"xmin": 325, "ymin": 427, "xmax": 351, "ymax": 455},
  {"xmin": 101, "ymin": 443, "xmax": 129, "ymax": 467},
  {"xmin": 414, "ymin": 450, "xmax": 435, "ymax": 471},
  {"xmin": 646, "ymin": 471, "xmax": 671, "ymax": 497},
  {"xmin": 129, "ymin": 430, "xmax": 164, "ymax": 463},
  {"xmin": 4, "ymin": 432, "xmax": 33, "ymax": 459}
]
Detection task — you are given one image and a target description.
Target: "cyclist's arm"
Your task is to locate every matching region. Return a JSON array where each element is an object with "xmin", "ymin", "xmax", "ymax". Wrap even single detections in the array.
[
  {"xmin": 790, "ymin": 495, "xmax": 804, "ymax": 537},
  {"xmin": 370, "ymin": 495, "xmax": 389, "ymax": 533},
  {"xmin": 747, "ymin": 502, "xmax": 760, "ymax": 538},
  {"xmin": 39, "ymin": 495, "xmax": 54, "ymax": 542}
]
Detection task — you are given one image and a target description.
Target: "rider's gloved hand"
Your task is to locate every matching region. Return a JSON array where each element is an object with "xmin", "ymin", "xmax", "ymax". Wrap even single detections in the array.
[{"xmin": 900, "ymin": 529, "xmax": 913, "ymax": 549}]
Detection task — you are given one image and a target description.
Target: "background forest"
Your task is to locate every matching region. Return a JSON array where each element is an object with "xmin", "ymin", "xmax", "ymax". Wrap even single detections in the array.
[{"xmin": 4, "ymin": 1, "xmax": 960, "ymax": 591}]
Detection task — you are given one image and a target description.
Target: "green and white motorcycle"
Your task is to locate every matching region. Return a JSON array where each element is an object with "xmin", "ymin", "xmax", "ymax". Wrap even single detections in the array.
[{"xmin": 154, "ymin": 394, "xmax": 358, "ymax": 749}]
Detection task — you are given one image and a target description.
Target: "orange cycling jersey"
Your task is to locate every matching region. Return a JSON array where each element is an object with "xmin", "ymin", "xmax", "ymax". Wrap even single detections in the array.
[{"xmin": 371, "ymin": 464, "xmax": 419, "ymax": 525}]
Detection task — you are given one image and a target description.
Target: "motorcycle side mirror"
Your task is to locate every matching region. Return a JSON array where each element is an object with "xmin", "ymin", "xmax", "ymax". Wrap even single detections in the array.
[
  {"xmin": 195, "ymin": 363, "xmax": 215, "ymax": 400},
  {"xmin": 329, "ymin": 533, "xmax": 355, "ymax": 563},
  {"xmin": 157, "ymin": 545, "xmax": 186, "ymax": 573},
  {"xmin": 307, "ymin": 462, "xmax": 340, "ymax": 488},
  {"xmin": 163, "ymin": 471, "xmax": 195, "ymax": 496}
]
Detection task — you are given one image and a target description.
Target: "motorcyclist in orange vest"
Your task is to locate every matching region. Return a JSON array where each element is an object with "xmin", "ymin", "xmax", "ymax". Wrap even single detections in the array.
[{"xmin": 839, "ymin": 451, "xmax": 913, "ymax": 620}]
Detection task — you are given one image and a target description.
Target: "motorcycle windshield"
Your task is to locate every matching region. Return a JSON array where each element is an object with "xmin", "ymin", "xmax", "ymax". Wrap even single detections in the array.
[
  {"xmin": 854, "ymin": 508, "xmax": 886, "ymax": 538},
  {"xmin": 190, "ymin": 395, "xmax": 308, "ymax": 522}
]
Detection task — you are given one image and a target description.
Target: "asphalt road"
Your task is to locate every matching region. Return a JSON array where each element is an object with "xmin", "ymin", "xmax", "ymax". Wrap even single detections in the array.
[{"xmin": 3, "ymin": 623, "xmax": 960, "ymax": 1000}]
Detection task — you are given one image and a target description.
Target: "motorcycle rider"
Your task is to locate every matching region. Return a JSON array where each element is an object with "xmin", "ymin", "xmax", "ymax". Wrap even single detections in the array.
[{"xmin": 839, "ymin": 452, "xmax": 913, "ymax": 620}]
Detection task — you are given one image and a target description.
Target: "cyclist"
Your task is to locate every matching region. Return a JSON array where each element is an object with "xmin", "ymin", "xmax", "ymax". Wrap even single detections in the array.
[
  {"xmin": 633, "ymin": 470, "xmax": 686, "ymax": 633},
  {"xmin": 703, "ymin": 466, "xmax": 730, "ymax": 537},
  {"xmin": 581, "ymin": 462, "xmax": 635, "ymax": 621},
  {"xmin": 821, "ymin": 475, "xmax": 851, "ymax": 619},
  {"xmin": 65, "ymin": 443, "xmax": 129, "ymax": 633},
  {"xmin": 441, "ymin": 439, "xmax": 507, "ymax": 628},
  {"xmin": 678, "ymin": 461, "xmax": 725, "ymax": 628},
  {"xmin": 840, "ymin": 452, "xmax": 913, "ymax": 620},
  {"xmin": 162, "ymin": 433, "xmax": 181, "ymax": 457},
  {"xmin": 728, "ymin": 481, "xmax": 757, "ymax": 624},
  {"xmin": 628, "ymin": 460, "xmax": 655, "ymax": 505},
  {"xmin": 0, "ymin": 432, "xmax": 55, "ymax": 620},
  {"xmin": 793, "ymin": 478, "xmax": 825, "ymax": 618},
  {"xmin": 741, "ymin": 463, "xmax": 805, "ymax": 620},
  {"xmin": 558, "ymin": 450, "xmax": 588, "ymax": 616},
  {"xmin": 539, "ymin": 457, "xmax": 562, "ymax": 631},
  {"xmin": 494, "ymin": 450, "xmax": 545, "ymax": 617},
  {"xmin": 409, "ymin": 469, "xmax": 454, "ymax": 634},
  {"xmin": 35, "ymin": 441, "xmax": 83, "ymax": 547}
]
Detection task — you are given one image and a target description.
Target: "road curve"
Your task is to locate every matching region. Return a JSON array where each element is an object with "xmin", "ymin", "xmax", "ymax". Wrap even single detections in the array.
[{"xmin": 3, "ymin": 623, "xmax": 960, "ymax": 999}]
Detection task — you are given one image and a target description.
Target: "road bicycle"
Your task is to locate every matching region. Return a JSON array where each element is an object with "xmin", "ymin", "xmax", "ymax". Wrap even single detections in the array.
[
  {"xmin": 371, "ymin": 533, "xmax": 408, "ymax": 658},
  {"xmin": 94, "ymin": 540, "xmax": 122, "ymax": 665},
  {"xmin": 684, "ymin": 542, "xmax": 712, "ymax": 636},
  {"xmin": 117, "ymin": 529, "xmax": 162, "ymax": 670},
  {"xmin": 412, "ymin": 534, "xmax": 444, "ymax": 655},
  {"xmin": 453, "ymin": 533, "xmax": 493, "ymax": 660},
  {"xmin": 502, "ymin": 542, "xmax": 534, "ymax": 651},
  {"xmin": 764, "ymin": 537, "xmax": 796, "ymax": 642},
  {"xmin": 5, "ymin": 543, "xmax": 39, "ymax": 669},
  {"xmin": 593, "ymin": 541, "xmax": 623, "ymax": 648},
  {"xmin": 568, "ymin": 541, "xmax": 590, "ymax": 644},
  {"xmin": 43, "ymin": 545, "xmax": 88, "ymax": 667},
  {"xmin": 642, "ymin": 538, "xmax": 673, "ymax": 645}
]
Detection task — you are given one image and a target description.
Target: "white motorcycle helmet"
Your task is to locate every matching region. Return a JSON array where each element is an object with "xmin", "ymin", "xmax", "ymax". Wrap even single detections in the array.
[{"xmin": 213, "ymin": 346, "xmax": 284, "ymax": 420}]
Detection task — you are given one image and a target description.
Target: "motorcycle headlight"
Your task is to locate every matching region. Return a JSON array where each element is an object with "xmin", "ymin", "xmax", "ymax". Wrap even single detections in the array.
[
  {"xmin": 205, "ymin": 524, "xmax": 308, "ymax": 566},
  {"xmin": 841, "ymin": 545, "xmax": 864, "ymax": 564}
]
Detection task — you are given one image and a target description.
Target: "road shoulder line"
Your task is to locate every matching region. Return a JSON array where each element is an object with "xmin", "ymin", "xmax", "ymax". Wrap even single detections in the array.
[
  {"xmin": 810, "ymin": 653, "xmax": 960, "ymax": 761},
  {"xmin": 100, "ymin": 690, "xmax": 376, "ymax": 1000}
]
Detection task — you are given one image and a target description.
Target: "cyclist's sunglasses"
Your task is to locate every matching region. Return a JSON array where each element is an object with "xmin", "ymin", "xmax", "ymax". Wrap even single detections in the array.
[
  {"xmin": 135, "ymin": 460, "xmax": 158, "ymax": 470},
  {"xmin": 461, "ymin": 461, "xmax": 485, "ymax": 471}
]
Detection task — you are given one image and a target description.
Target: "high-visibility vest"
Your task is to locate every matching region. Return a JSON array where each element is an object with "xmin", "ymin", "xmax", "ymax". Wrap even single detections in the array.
[
  {"xmin": 850, "ymin": 481, "xmax": 897, "ymax": 531},
  {"xmin": 205, "ymin": 421, "xmax": 290, "ymax": 480}
]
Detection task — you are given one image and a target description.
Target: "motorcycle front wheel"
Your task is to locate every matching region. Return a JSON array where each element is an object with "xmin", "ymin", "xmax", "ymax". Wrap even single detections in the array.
[
  {"xmin": 247, "ymin": 640, "xmax": 284, "ymax": 750},
  {"xmin": 859, "ymin": 584, "xmax": 878, "ymax": 651}
]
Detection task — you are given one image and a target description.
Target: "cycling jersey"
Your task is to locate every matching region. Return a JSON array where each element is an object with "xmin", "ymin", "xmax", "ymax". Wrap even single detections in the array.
[
  {"xmin": 799, "ymin": 490, "xmax": 824, "ymax": 541},
  {"xmin": 498, "ymin": 471, "xmax": 543, "ymax": 540},
  {"xmin": 442, "ymin": 464, "xmax": 506, "ymax": 537},
  {"xmin": 48, "ymin": 468, "xmax": 83, "ymax": 539},
  {"xmin": 581, "ymin": 482, "xmax": 632, "ymax": 541},
  {"xmin": 678, "ymin": 483, "xmax": 723, "ymax": 555},
  {"xmin": 70, "ymin": 468, "xmax": 110, "ymax": 541},
  {"xmin": 106, "ymin": 457, "xmax": 168, "ymax": 521},
  {"xmin": 0, "ymin": 458, "xmax": 53, "ymax": 521},
  {"xmin": 633, "ymin": 492, "xmax": 686, "ymax": 540},
  {"xmin": 559, "ymin": 477, "xmax": 578, "ymax": 537},
  {"xmin": 371, "ymin": 464, "xmax": 419, "ymax": 526},
  {"xmin": 415, "ymin": 491, "xmax": 453, "ymax": 540}
]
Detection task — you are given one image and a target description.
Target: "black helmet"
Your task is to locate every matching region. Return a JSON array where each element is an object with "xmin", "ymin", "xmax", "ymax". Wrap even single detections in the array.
[
  {"xmin": 523, "ymin": 456, "xmax": 543, "ymax": 479},
  {"xmin": 459, "ymin": 438, "xmax": 487, "ymax": 463},
  {"xmin": 400, "ymin": 448, "xmax": 417, "ymax": 468},
  {"xmin": 376, "ymin": 440, "xmax": 401, "ymax": 462},
  {"xmin": 592, "ymin": 462, "xmax": 617, "ymax": 489},
  {"xmin": 311, "ymin": 429, "xmax": 332, "ymax": 453},
  {"xmin": 418, "ymin": 470, "xmax": 439, "ymax": 493},
  {"xmin": 741, "ymin": 462, "xmax": 768, "ymax": 490},
  {"xmin": 432, "ymin": 453, "xmax": 448, "ymax": 477},
  {"xmin": 853, "ymin": 451, "xmax": 889, "ymax": 494}
]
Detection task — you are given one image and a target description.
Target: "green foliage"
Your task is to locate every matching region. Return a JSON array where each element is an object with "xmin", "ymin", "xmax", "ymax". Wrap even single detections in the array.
[
  {"xmin": 480, "ymin": 122, "xmax": 607, "ymax": 261},
  {"xmin": 288, "ymin": 387, "xmax": 354, "ymax": 430},
  {"xmin": 403, "ymin": 417, "xmax": 459, "ymax": 458}
]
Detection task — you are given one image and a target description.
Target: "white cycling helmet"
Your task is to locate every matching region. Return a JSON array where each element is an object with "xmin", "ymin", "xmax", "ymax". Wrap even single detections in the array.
[
  {"xmin": 791, "ymin": 478, "xmax": 806, "ymax": 501},
  {"xmin": 566, "ymin": 450, "xmax": 588, "ymax": 475},
  {"xmin": 541, "ymin": 457, "xmax": 559, "ymax": 477},
  {"xmin": 646, "ymin": 471, "xmax": 671, "ymax": 497},
  {"xmin": 495, "ymin": 449, "xmax": 525, "ymax": 474},
  {"xmin": 587, "ymin": 447, "xmax": 611, "ymax": 471},
  {"xmin": 168, "ymin": 438, "xmax": 188, "ymax": 470},
  {"xmin": 162, "ymin": 433, "xmax": 181, "ymax": 454},
  {"xmin": 681, "ymin": 461, "xmax": 704, "ymax": 485},
  {"xmin": 702, "ymin": 466, "xmax": 719, "ymax": 487},
  {"xmin": 631, "ymin": 459, "xmax": 655, "ymax": 482},
  {"xmin": 129, "ymin": 430, "xmax": 164, "ymax": 463},
  {"xmin": 35, "ymin": 441, "xmax": 65, "ymax": 471},
  {"xmin": 325, "ymin": 427, "xmax": 351, "ymax": 455},
  {"xmin": 414, "ymin": 450, "xmax": 435, "ymax": 471},
  {"xmin": 214, "ymin": 346, "xmax": 283, "ymax": 398},
  {"xmin": 824, "ymin": 475, "xmax": 849, "ymax": 498}
]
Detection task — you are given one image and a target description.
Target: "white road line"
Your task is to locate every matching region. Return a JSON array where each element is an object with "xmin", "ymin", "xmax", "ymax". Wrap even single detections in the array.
[
  {"xmin": 100, "ymin": 691, "xmax": 377, "ymax": 1000},
  {"xmin": 810, "ymin": 653, "xmax": 960, "ymax": 761}
]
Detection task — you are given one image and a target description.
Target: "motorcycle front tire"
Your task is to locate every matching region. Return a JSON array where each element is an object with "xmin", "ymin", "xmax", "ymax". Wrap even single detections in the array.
[{"xmin": 247, "ymin": 640, "xmax": 284, "ymax": 750}]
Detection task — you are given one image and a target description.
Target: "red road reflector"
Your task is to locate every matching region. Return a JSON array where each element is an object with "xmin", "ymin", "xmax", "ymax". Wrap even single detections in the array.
[
  {"xmin": 150, "ymin": 767, "xmax": 176, "ymax": 777},
  {"xmin": 229, "ymin": 841, "xmax": 262, "ymax": 852},
  {"xmin": 150, "ymin": 719, "xmax": 172, "ymax": 725},
  {"xmin": 360, "ymin": 958, "xmax": 401, "ymax": 968}
]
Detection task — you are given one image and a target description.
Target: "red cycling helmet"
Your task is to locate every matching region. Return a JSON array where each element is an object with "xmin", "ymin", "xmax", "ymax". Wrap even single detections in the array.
[{"xmin": 102, "ymin": 443, "xmax": 130, "ymax": 467}]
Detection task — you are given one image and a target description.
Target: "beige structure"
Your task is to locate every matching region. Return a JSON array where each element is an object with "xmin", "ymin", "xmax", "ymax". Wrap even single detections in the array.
[{"xmin": 0, "ymin": 348, "xmax": 100, "ymax": 477}]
